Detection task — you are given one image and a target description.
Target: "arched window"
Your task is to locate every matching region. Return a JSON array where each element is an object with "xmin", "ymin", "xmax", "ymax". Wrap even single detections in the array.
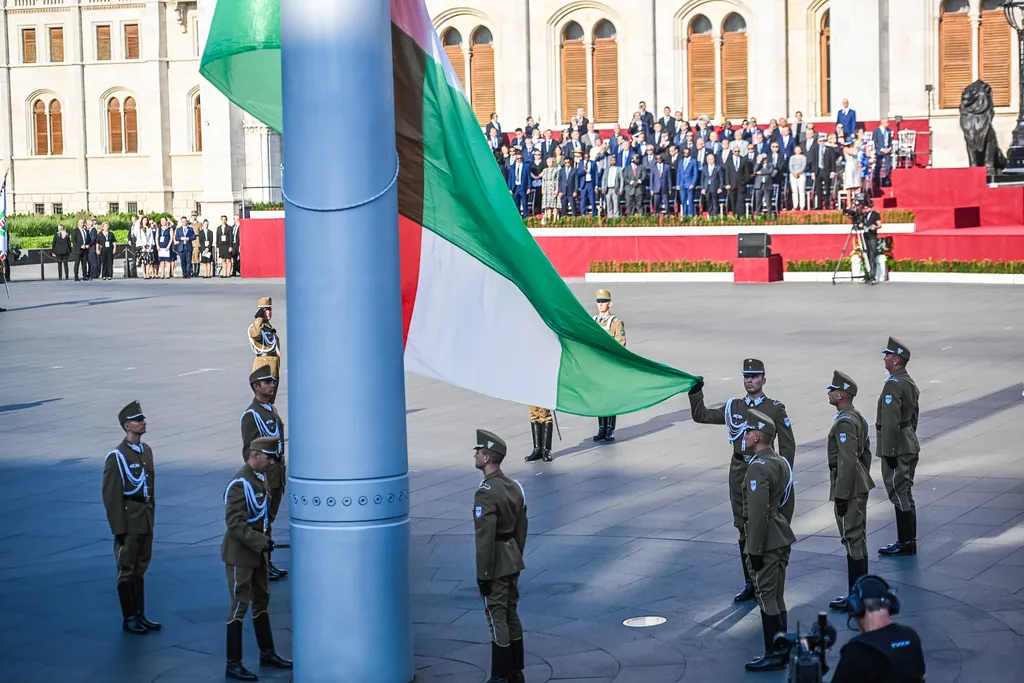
[
  {"xmin": 107, "ymin": 95, "xmax": 139, "ymax": 153},
  {"xmin": 820, "ymin": 11, "xmax": 831, "ymax": 115},
  {"xmin": 49, "ymin": 100, "xmax": 63, "ymax": 155},
  {"xmin": 33, "ymin": 100, "xmax": 48, "ymax": 155},
  {"xmin": 939, "ymin": 0, "xmax": 972, "ymax": 109},
  {"xmin": 720, "ymin": 14, "xmax": 747, "ymax": 119},
  {"xmin": 561, "ymin": 21, "xmax": 586, "ymax": 123},
  {"xmin": 688, "ymin": 15, "xmax": 715, "ymax": 120},
  {"xmin": 980, "ymin": 0, "xmax": 1010, "ymax": 106},
  {"xmin": 470, "ymin": 27, "xmax": 495, "ymax": 126},
  {"xmin": 592, "ymin": 20, "xmax": 618, "ymax": 124},
  {"xmin": 442, "ymin": 28, "xmax": 466, "ymax": 91},
  {"xmin": 192, "ymin": 93, "xmax": 202, "ymax": 152}
]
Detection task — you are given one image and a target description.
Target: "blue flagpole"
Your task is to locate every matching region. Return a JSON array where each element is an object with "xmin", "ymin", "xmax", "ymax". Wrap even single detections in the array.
[{"xmin": 280, "ymin": 0, "xmax": 412, "ymax": 680}]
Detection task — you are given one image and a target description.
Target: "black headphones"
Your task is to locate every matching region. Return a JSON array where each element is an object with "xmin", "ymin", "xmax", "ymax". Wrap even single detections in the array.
[{"xmin": 847, "ymin": 574, "xmax": 900, "ymax": 618}]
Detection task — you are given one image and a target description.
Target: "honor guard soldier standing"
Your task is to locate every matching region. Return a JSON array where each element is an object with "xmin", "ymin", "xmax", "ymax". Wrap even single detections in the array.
[
  {"xmin": 593, "ymin": 289, "xmax": 626, "ymax": 442},
  {"xmin": 223, "ymin": 436, "xmax": 292, "ymax": 681},
  {"xmin": 876, "ymin": 338, "xmax": 921, "ymax": 557},
  {"xmin": 102, "ymin": 401, "xmax": 161, "ymax": 635},
  {"xmin": 524, "ymin": 406, "xmax": 554, "ymax": 463},
  {"xmin": 688, "ymin": 358, "xmax": 796, "ymax": 602},
  {"xmin": 741, "ymin": 410, "xmax": 797, "ymax": 672},
  {"xmin": 241, "ymin": 367, "xmax": 288, "ymax": 581},
  {"xmin": 249, "ymin": 297, "xmax": 280, "ymax": 399},
  {"xmin": 826, "ymin": 371, "xmax": 875, "ymax": 611},
  {"xmin": 473, "ymin": 429, "xmax": 529, "ymax": 683}
]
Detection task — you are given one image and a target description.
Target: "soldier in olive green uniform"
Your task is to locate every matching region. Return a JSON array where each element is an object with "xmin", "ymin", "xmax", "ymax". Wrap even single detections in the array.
[
  {"xmin": 876, "ymin": 337, "xmax": 921, "ymax": 557},
  {"xmin": 249, "ymin": 297, "xmax": 280, "ymax": 400},
  {"xmin": 592, "ymin": 289, "xmax": 626, "ymax": 442},
  {"xmin": 524, "ymin": 406, "xmax": 554, "ymax": 463},
  {"xmin": 241, "ymin": 367, "xmax": 288, "ymax": 581},
  {"xmin": 741, "ymin": 410, "xmax": 797, "ymax": 672},
  {"xmin": 825, "ymin": 371, "xmax": 876, "ymax": 611},
  {"xmin": 688, "ymin": 358, "xmax": 796, "ymax": 602},
  {"xmin": 222, "ymin": 436, "xmax": 292, "ymax": 681},
  {"xmin": 473, "ymin": 429, "xmax": 529, "ymax": 683},
  {"xmin": 103, "ymin": 401, "xmax": 161, "ymax": 635}
]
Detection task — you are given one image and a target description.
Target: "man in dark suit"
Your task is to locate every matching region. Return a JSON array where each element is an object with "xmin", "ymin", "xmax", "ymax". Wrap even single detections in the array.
[
  {"xmin": 872, "ymin": 118, "xmax": 895, "ymax": 188},
  {"xmin": 72, "ymin": 219, "xmax": 92, "ymax": 281},
  {"xmin": 724, "ymin": 146, "xmax": 749, "ymax": 216},
  {"xmin": 486, "ymin": 128, "xmax": 502, "ymax": 154},
  {"xmin": 557, "ymin": 157, "xmax": 578, "ymax": 216},
  {"xmin": 751, "ymin": 132, "xmax": 769, "ymax": 163},
  {"xmin": 666, "ymin": 144, "xmax": 681, "ymax": 212},
  {"xmin": 539, "ymin": 130, "xmax": 558, "ymax": 159},
  {"xmin": 803, "ymin": 129, "xmax": 819, "ymax": 171},
  {"xmin": 87, "ymin": 219, "xmax": 102, "ymax": 280},
  {"xmin": 562, "ymin": 130, "xmax": 588, "ymax": 159},
  {"xmin": 777, "ymin": 126, "xmax": 796, "ymax": 157},
  {"xmin": 638, "ymin": 102, "xmax": 655, "ymax": 138},
  {"xmin": 524, "ymin": 116, "xmax": 538, "ymax": 138},
  {"xmin": 676, "ymin": 148, "xmax": 698, "ymax": 216},
  {"xmin": 623, "ymin": 156, "xmax": 647, "ymax": 216},
  {"xmin": 571, "ymin": 108, "xmax": 589, "ymax": 136},
  {"xmin": 836, "ymin": 99, "xmax": 857, "ymax": 139},
  {"xmin": 616, "ymin": 135, "xmax": 631, "ymax": 169},
  {"xmin": 814, "ymin": 134, "xmax": 839, "ymax": 209},
  {"xmin": 700, "ymin": 156, "xmax": 724, "ymax": 216},
  {"xmin": 231, "ymin": 216, "xmax": 241, "ymax": 276},
  {"xmin": 507, "ymin": 151, "xmax": 530, "ymax": 217},
  {"xmin": 753, "ymin": 154, "xmax": 775, "ymax": 216},
  {"xmin": 175, "ymin": 218, "xmax": 196, "ymax": 279},
  {"xmin": 792, "ymin": 112, "xmax": 806, "ymax": 144},
  {"xmin": 484, "ymin": 113, "xmax": 501, "ymax": 139},
  {"xmin": 649, "ymin": 154, "xmax": 671, "ymax": 215},
  {"xmin": 510, "ymin": 129, "xmax": 526, "ymax": 153},
  {"xmin": 660, "ymin": 106, "xmax": 676, "ymax": 142},
  {"xmin": 576, "ymin": 152, "xmax": 599, "ymax": 216},
  {"xmin": 693, "ymin": 138, "xmax": 709, "ymax": 171}
]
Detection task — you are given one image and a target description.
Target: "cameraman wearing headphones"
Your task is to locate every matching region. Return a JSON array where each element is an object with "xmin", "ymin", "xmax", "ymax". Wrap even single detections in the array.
[
  {"xmin": 859, "ymin": 196, "xmax": 882, "ymax": 283},
  {"xmin": 831, "ymin": 574, "xmax": 925, "ymax": 682}
]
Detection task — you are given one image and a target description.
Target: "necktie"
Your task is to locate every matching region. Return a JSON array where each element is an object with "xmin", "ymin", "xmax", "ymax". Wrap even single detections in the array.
[
  {"xmin": 735, "ymin": 158, "xmax": 739, "ymax": 170},
  {"xmin": 819, "ymin": 146, "xmax": 824, "ymax": 166}
]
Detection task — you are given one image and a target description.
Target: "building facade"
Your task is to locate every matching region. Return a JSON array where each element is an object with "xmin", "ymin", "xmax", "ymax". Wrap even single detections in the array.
[{"xmin": 0, "ymin": 0, "xmax": 1018, "ymax": 217}]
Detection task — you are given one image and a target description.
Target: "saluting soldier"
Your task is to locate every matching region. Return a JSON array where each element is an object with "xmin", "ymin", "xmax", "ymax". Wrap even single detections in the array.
[
  {"xmin": 241, "ymin": 367, "xmax": 288, "ymax": 581},
  {"xmin": 592, "ymin": 289, "xmax": 626, "ymax": 442},
  {"xmin": 102, "ymin": 400, "xmax": 161, "ymax": 635},
  {"xmin": 688, "ymin": 358, "xmax": 796, "ymax": 602},
  {"xmin": 222, "ymin": 436, "xmax": 292, "ymax": 681},
  {"xmin": 249, "ymin": 297, "xmax": 281, "ymax": 399},
  {"xmin": 825, "ymin": 371, "xmax": 875, "ymax": 611},
  {"xmin": 741, "ymin": 410, "xmax": 797, "ymax": 672},
  {"xmin": 473, "ymin": 429, "xmax": 529, "ymax": 683},
  {"xmin": 524, "ymin": 406, "xmax": 554, "ymax": 463},
  {"xmin": 876, "ymin": 337, "xmax": 921, "ymax": 557}
]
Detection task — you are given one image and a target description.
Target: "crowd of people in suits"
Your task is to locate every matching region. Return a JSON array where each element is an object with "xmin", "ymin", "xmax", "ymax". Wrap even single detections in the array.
[
  {"xmin": 487, "ymin": 98, "xmax": 899, "ymax": 221},
  {"xmin": 57, "ymin": 213, "xmax": 242, "ymax": 281}
]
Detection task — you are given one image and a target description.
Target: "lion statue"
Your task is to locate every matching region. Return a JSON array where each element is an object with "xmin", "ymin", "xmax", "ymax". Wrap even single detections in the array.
[{"xmin": 959, "ymin": 80, "xmax": 1007, "ymax": 172}]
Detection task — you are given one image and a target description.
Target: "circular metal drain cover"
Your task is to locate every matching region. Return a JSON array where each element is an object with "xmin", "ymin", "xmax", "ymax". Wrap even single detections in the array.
[{"xmin": 623, "ymin": 616, "xmax": 667, "ymax": 628}]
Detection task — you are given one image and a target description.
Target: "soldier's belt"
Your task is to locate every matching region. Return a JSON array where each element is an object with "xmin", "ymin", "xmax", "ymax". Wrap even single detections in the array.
[
  {"xmin": 495, "ymin": 532, "xmax": 515, "ymax": 542},
  {"xmin": 124, "ymin": 493, "xmax": 152, "ymax": 503},
  {"xmin": 899, "ymin": 421, "xmax": 913, "ymax": 430}
]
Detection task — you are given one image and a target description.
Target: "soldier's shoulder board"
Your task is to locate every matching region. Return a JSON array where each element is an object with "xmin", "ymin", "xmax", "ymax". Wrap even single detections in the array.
[
  {"xmin": 478, "ymin": 481, "xmax": 492, "ymax": 490},
  {"xmin": 885, "ymin": 376, "xmax": 899, "ymax": 383}
]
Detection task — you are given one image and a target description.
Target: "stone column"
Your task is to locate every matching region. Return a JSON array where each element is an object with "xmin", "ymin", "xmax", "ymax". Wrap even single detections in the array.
[
  {"xmin": 970, "ymin": 11, "xmax": 981, "ymax": 82},
  {"xmin": 585, "ymin": 39, "xmax": 595, "ymax": 120},
  {"xmin": 713, "ymin": 34, "xmax": 724, "ymax": 121},
  {"xmin": 830, "ymin": 0, "xmax": 882, "ymax": 120}
]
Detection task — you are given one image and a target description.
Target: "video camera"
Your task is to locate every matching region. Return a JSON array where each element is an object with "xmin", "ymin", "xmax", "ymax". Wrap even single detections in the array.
[
  {"xmin": 841, "ymin": 193, "xmax": 870, "ymax": 224},
  {"xmin": 773, "ymin": 612, "xmax": 837, "ymax": 683}
]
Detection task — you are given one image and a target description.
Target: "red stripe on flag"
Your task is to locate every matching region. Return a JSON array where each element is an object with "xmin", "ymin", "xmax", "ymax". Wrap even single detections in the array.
[{"xmin": 399, "ymin": 215, "xmax": 422, "ymax": 347}]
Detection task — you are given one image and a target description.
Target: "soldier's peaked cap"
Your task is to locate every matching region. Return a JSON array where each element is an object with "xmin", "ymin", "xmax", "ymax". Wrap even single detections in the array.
[
  {"xmin": 883, "ymin": 337, "xmax": 911, "ymax": 361},
  {"xmin": 474, "ymin": 429, "xmax": 507, "ymax": 458},
  {"xmin": 249, "ymin": 367, "xmax": 278, "ymax": 385},
  {"xmin": 118, "ymin": 400, "xmax": 145, "ymax": 426},
  {"xmin": 595, "ymin": 289, "xmax": 612, "ymax": 302},
  {"xmin": 257, "ymin": 296, "xmax": 272, "ymax": 309},
  {"xmin": 249, "ymin": 436, "xmax": 282, "ymax": 459},
  {"xmin": 828, "ymin": 370, "xmax": 858, "ymax": 397},
  {"xmin": 742, "ymin": 358, "xmax": 766, "ymax": 376},
  {"xmin": 743, "ymin": 408, "xmax": 776, "ymax": 440}
]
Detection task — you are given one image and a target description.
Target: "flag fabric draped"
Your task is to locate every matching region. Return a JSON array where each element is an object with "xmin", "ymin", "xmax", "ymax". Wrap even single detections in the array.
[
  {"xmin": 0, "ymin": 175, "xmax": 8, "ymax": 263},
  {"xmin": 199, "ymin": 0, "xmax": 700, "ymax": 417}
]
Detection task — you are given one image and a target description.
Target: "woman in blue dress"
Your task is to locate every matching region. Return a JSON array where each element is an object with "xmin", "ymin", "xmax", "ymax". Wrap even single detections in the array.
[{"xmin": 157, "ymin": 218, "xmax": 174, "ymax": 279}]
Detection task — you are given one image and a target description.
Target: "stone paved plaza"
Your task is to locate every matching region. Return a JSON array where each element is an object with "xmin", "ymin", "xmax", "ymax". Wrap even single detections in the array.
[{"xmin": 1, "ymin": 277, "xmax": 1023, "ymax": 683}]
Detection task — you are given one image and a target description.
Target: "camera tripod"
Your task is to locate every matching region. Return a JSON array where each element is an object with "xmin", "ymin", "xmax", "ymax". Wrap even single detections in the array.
[{"xmin": 831, "ymin": 225, "xmax": 873, "ymax": 285}]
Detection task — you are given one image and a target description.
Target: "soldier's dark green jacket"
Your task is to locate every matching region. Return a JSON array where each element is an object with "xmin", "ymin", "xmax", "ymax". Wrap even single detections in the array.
[
  {"xmin": 474, "ymin": 472, "xmax": 528, "ymax": 581},
  {"xmin": 689, "ymin": 391, "xmax": 796, "ymax": 467},
  {"xmin": 875, "ymin": 369, "xmax": 920, "ymax": 457},
  {"xmin": 743, "ymin": 447, "xmax": 797, "ymax": 555},
  {"xmin": 221, "ymin": 464, "xmax": 271, "ymax": 568},
  {"xmin": 241, "ymin": 400, "xmax": 287, "ymax": 499},
  {"xmin": 102, "ymin": 439, "xmax": 156, "ymax": 535},
  {"xmin": 828, "ymin": 407, "xmax": 875, "ymax": 500}
]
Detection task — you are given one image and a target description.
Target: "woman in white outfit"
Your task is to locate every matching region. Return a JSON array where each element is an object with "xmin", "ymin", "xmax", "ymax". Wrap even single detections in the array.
[{"xmin": 788, "ymin": 145, "xmax": 807, "ymax": 210}]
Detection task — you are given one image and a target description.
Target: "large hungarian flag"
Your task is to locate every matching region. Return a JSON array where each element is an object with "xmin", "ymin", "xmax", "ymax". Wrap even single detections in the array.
[{"xmin": 200, "ymin": 0, "xmax": 699, "ymax": 416}]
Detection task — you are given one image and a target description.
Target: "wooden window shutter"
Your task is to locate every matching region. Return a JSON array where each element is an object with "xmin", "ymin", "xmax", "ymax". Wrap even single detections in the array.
[
  {"xmin": 49, "ymin": 27, "xmax": 64, "ymax": 63},
  {"xmin": 49, "ymin": 100, "xmax": 63, "ymax": 155},
  {"xmin": 124, "ymin": 97, "xmax": 138, "ymax": 153},
  {"xmin": 470, "ymin": 44, "xmax": 495, "ymax": 126},
  {"xmin": 721, "ymin": 32, "xmax": 748, "ymax": 119},
  {"xmin": 108, "ymin": 98, "xmax": 123, "ymax": 153},
  {"xmin": 97, "ymin": 25, "xmax": 111, "ymax": 61},
  {"xmin": 23, "ymin": 28, "xmax": 37, "ymax": 64},
  {"xmin": 688, "ymin": 34, "xmax": 715, "ymax": 119},
  {"xmin": 445, "ymin": 46, "xmax": 466, "ymax": 90},
  {"xmin": 820, "ymin": 14, "xmax": 831, "ymax": 115},
  {"xmin": 980, "ymin": 10, "xmax": 1011, "ymax": 107},
  {"xmin": 194, "ymin": 96, "xmax": 203, "ymax": 152},
  {"xmin": 561, "ymin": 39, "xmax": 587, "ymax": 123},
  {"xmin": 939, "ymin": 12, "xmax": 972, "ymax": 109},
  {"xmin": 34, "ymin": 100, "xmax": 48, "ymax": 155},
  {"xmin": 125, "ymin": 23, "xmax": 140, "ymax": 60},
  {"xmin": 592, "ymin": 38, "xmax": 619, "ymax": 124}
]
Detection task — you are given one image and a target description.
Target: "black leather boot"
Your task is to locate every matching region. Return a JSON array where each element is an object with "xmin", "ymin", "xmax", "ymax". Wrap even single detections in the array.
[
  {"xmin": 509, "ymin": 637, "xmax": 525, "ymax": 683},
  {"xmin": 133, "ymin": 576, "xmax": 162, "ymax": 630},
  {"xmin": 487, "ymin": 641, "xmax": 511, "ymax": 682},
  {"xmin": 879, "ymin": 509, "xmax": 917, "ymax": 556},
  {"xmin": 118, "ymin": 582, "xmax": 148, "ymax": 634},
  {"xmin": 226, "ymin": 621, "xmax": 257, "ymax": 680},
  {"xmin": 603, "ymin": 416, "xmax": 616, "ymax": 441},
  {"xmin": 745, "ymin": 612, "xmax": 788, "ymax": 671},
  {"xmin": 525, "ymin": 421, "xmax": 543, "ymax": 462},
  {"xmin": 540, "ymin": 421, "xmax": 553, "ymax": 462},
  {"xmin": 593, "ymin": 417, "xmax": 607, "ymax": 442},
  {"xmin": 779, "ymin": 611, "xmax": 788, "ymax": 631},
  {"xmin": 268, "ymin": 559, "xmax": 288, "ymax": 581},
  {"xmin": 253, "ymin": 612, "xmax": 293, "ymax": 668},
  {"xmin": 734, "ymin": 540, "xmax": 756, "ymax": 602}
]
